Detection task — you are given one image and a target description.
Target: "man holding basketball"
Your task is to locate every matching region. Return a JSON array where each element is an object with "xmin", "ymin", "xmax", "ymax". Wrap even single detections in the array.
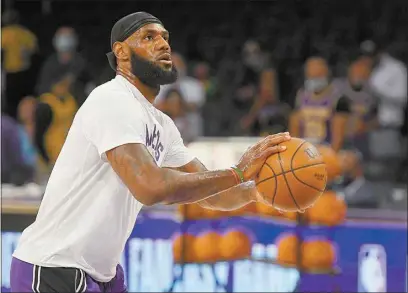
[{"xmin": 10, "ymin": 12, "xmax": 290, "ymax": 292}]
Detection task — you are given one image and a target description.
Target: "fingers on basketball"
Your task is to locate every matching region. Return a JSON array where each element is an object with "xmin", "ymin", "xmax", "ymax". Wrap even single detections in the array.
[{"xmin": 256, "ymin": 138, "xmax": 327, "ymax": 212}]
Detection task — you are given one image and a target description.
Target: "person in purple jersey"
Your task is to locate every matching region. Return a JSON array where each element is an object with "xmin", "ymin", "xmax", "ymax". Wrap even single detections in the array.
[
  {"xmin": 10, "ymin": 12, "xmax": 291, "ymax": 292},
  {"xmin": 289, "ymin": 56, "xmax": 362, "ymax": 180},
  {"xmin": 289, "ymin": 56, "xmax": 351, "ymax": 152}
]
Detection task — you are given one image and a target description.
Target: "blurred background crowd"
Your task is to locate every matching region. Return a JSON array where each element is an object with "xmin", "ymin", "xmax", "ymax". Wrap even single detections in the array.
[{"xmin": 1, "ymin": 0, "xmax": 407, "ymax": 210}]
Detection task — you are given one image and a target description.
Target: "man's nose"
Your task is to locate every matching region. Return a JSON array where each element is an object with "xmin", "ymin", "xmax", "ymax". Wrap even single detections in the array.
[{"xmin": 156, "ymin": 36, "xmax": 170, "ymax": 52}]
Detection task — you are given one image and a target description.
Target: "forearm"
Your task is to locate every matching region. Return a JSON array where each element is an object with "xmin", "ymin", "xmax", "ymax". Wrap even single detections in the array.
[
  {"xmin": 197, "ymin": 181, "xmax": 257, "ymax": 211},
  {"xmin": 155, "ymin": 168, "xmax": 238, "ymax": 205},
  {"xmin": 171, "ymin": 158, "xmax": 258, "ymax": 211},
  {"xmin": 331, "ymin": 114, "xmax": 348, "ymax": 152},
  {"xmin": 331, "ymin": 134, "xmax": 344, "ymax": 153},
  {"xmin": 107, "ymin": 144, "xmax": 238, "ymax": 206},
  {"xmin": 289, "ymin": 113, "xmax": 300, "ymax": 137}
]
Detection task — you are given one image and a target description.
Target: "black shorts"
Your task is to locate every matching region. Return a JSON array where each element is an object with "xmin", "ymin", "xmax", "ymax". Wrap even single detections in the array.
[{"xmin": 10, "ymin": 257, "xmax": 127, "ymax": 292}]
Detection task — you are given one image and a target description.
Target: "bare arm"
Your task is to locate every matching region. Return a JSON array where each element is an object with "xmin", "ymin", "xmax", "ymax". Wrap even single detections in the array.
[
  {"xmin": 331, "ymin": 113, "xmax": 348, "ymax": 152},
  {"xmin": 171, "ymin": 159, "xmax": 259, "ymax": 211},
  {"xmin": 106, "ymin": 133, "xmax": 289, "ymax": 207},
  {"xmin": 106, "ymin": 144, "xmax": 236, "ymax": 206},
  {"xmin": 331, "ymin": 96, "xmax": 351, "ymax": 152},
  {"xmin": 289, "ymin": 110, "xmax": 301, "ymax": 137}
]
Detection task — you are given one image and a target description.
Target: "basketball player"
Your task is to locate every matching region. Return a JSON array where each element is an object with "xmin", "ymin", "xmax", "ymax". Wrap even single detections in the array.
[{"xmin": 10, "ymin": 12, "xmax": 291, "ymax": 292}]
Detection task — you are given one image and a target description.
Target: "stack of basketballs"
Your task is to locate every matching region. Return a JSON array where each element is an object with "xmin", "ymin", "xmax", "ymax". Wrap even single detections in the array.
[
  {"xmin": 172, "ymin": 227, "xmax": 253, "ymax": 264},
  {"xmin": 172, "ymin": 139, "xmax": 347, "ymax": 269},
  {"xmin": 275, "ymin": 144, "xmax": 347, "ymax": 271}
]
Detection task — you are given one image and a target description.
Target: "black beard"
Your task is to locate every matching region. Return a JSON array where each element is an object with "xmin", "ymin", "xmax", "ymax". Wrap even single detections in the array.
[{"xmin": 130, "ymin": 51, "xmax": 178, "ymax": 89}]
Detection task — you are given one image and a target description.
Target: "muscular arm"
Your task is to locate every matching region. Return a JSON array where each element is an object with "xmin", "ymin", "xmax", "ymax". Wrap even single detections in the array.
[
  {"xmin": 170, "ymin": 159, "xmax": 258, "ymax": 211},
  {"xmin": 106, "ymin": 144, "xmax": 237, "ymax": 206}
]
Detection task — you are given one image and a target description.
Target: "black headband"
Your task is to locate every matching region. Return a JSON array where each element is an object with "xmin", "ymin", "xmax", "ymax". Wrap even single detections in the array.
[{"xmin": 106, "ymin": 12, "xmax": 163, "ymax": 71}]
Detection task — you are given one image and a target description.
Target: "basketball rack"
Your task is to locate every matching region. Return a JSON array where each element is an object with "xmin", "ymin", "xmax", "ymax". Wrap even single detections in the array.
[{"xmin": 167, "ymin": 210, "xmax": 342, "ymax": 292}]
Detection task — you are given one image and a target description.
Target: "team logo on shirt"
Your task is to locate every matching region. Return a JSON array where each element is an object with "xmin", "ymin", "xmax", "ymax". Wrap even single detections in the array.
[{"xmin": 146, "ymin": 124, "xmax": 164, "ymax": 162}]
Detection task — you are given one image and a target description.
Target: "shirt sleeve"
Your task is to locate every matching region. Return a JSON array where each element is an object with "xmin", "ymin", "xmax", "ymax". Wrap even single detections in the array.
[
  {"xmin": 334, "ymin": 95, "xmax": 351, "ymax": 113},
  {"xmin": 162, "ymin": 116, "xmax": 195, "ymax": 168},
  {"xmin": 81, "ymin": 91, "xmax": 147, "ymax": 161}
]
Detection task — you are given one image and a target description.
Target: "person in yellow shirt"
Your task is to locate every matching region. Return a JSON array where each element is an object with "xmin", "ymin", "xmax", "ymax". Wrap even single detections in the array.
[
  {"xmin": 1, "ymin": 10, "xmax": 38, "ymax": 117},
  {"xmin": 34, "ymin": 75, "xmax": 78, "ymax": 167}
]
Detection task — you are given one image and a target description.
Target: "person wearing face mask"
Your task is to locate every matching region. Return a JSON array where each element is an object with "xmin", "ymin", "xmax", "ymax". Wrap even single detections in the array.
[
  {"xmin": 36, "ymin": 27, "xmax": 95, "ymax": 106},
  {"xmin": 289, "ymin": 56, "xmax": 351, "ymax": 152},
  {"xmin": 336, "ymin": 59, "xmax": 378, "ymax": 157}
]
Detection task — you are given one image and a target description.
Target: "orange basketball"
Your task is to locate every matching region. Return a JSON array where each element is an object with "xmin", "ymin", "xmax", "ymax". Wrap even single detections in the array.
[
  {"xmin": 315, "ymin": 145, "xmax": 342, "ymax": 182},
  {"xmin": 193, "ymin": 231, "xmax": 222, "ymax": 263},
  {"xmin": 256, "ymin": 137, "xmax": 328, "ymax": 212},
  {"xmin": 219, "ymin": 230, "xmax": 252, "ymax": 260},
  {"xmin": 302, "ymin": 240, "xmax": 336, "ymax": 270},
  {"xmin": 306, "ymin": 190, "xmax": 347, "ymax": 226},
  {"xmin": 276, "ymin": 233, "xmax": 300, "ymax": 266},
  {"xmin": 173, "ymin": 233, "xmax": 196, "ymax": 263}
]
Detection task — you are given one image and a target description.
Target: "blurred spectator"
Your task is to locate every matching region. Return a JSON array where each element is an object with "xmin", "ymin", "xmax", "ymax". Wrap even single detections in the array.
[
  {"xmin": 366, "ymin": 43, "xmax": 407, "ymax": 130},
  {"xmin": 241, "ymin": 68, "xmax": 290, "ymax": 136},
  {"xmin": 289, "ymin": 56, "xmax": 350, "ymax": 152},
  {"xmin": 1, "ymin": 113, "xmax": 35, "ymax": 185},
  {"xmin": 364, "ymin": 42, "xmax": 407, "ymax": 160},
  {"xmin": 36, "ymin": 27, "xmax": 95, "ymax": 106},
  {"xmin": 155, "ymin": 52, "xmax": 205, "ymax": 138},
  {"xmin": 35, "ymin": 74, "xmax": 78, "ymax": 168},
  {"xmin": 17, "ymin": 96, "xmax": 38, "ymax": 170},
  {"xmin": 233, "ymin": 40, "xmax": 269, "ymax": 110},
  {"xmin": 1, "ymin": 10, "xmax": 38, "ymax": 117},
  {"xmin": 335, "ymin": 59, "xmax": 378, "ymax": 158},
  {"xmin": 162, "ymin": 89, "xmax": 196, "ymax": 143},
  {"xmin": 193, "ymin": 61, "xmax": 218, "ymax": 101}
]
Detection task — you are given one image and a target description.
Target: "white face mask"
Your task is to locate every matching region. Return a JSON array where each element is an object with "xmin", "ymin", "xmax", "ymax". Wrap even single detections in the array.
[
  {"xmin": 304, "ymin": 78, "xmax": 329, "ymax": 92},
  {"xmin": 54, "ymin": 34, "xmax": 77, "ymax": 52}
]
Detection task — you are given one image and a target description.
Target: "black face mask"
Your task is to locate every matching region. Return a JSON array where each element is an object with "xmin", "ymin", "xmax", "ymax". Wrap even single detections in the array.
[
  {"xmin": 351, "ymin": 84, "xmax": 363, "ymax": 91},
  {"xmin": 129, "ymin": 51, "xmax": 178, "ymax": 89},
  {"xmin": 349, "ymin": 79, "xmax": 365, "ymax": 92}
]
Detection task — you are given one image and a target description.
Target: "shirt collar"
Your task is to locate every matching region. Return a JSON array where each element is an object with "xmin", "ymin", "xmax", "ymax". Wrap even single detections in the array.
[{"xmin": 115, "ymin": 74, "xmax": 155, "ymax": 109}]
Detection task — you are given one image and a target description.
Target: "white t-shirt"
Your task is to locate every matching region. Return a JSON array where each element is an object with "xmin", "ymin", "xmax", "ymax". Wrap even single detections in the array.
[
  {"xmin": 13, "ymin": 75, "xmax": 195, "ymax": 282},
  {"xmin": 369, "ymin": 54, "xmax": 407, "ymax": 127}
]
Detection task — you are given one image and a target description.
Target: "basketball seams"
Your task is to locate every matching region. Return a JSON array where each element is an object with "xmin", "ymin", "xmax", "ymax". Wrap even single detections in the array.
[
  {"xmin": 264, "ymin": 163, "xmax": 278, "ymax": 205},
  {"xmin": 290, "ymin": 140, "xmax": 327, "ymax": 193},
  {"xmin": 289, "ymin": 140, "xmax": 308, "ymax": 171},
  {"xmin": 257, "ymin": 139, "xmax": 327, "ymax": 211},
  {"xmin": 277, "ymin": 151, "xmax": 301, "ymax": 211},
  {"xmin": 291, "ymin": 168, "xmax": 326, "ymax": 192},
  {"xmin": 256, "ymin": 162, "xmax": 326, "ymax": 186}
]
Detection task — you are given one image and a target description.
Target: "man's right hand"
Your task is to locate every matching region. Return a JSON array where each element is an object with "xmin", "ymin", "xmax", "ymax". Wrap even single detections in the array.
[{"xmin": 236, "ymin": 132, "xmax": 291, "ymax": 181}]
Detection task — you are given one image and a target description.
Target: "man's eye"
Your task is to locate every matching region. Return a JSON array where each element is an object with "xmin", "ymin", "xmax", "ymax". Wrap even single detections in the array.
[{"xmin": 145, "ymin": 35, "xmax": 153, "ymax": 41}]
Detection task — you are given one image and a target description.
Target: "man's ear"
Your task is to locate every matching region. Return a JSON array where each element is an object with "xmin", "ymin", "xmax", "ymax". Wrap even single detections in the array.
[{"xmin": 113, "ymin": 42, "xmax": 130, "ymax": 62}]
